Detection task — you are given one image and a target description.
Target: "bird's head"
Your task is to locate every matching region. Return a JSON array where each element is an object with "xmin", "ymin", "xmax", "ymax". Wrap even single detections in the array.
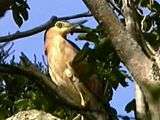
[{"xmin": 53, "ymin": 20, "xmax": 87, "ymax": 36}]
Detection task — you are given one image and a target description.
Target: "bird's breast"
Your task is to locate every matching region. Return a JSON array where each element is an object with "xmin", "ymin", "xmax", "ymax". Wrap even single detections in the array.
[{"xmin": 45, "ymin": 36, "xmax": 77, "ymax": 78}]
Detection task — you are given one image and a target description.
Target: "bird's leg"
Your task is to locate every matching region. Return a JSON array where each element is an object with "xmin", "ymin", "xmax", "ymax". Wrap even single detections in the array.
[{"xmin": 65, "ymin": 63, "xmax": 86, "ymax": 106}]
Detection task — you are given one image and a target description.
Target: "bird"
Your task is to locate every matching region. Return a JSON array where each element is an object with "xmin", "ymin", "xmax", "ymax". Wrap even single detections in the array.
[
  {"xmin": 44, "ymin": 20, "xmax": 104, "ymax": 107},
  {"xmin": 44, "ymin": 20, "xmax": 86, "ymax": 85}
]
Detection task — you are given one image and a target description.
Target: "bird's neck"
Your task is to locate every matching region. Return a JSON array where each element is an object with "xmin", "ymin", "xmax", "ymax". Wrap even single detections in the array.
[{"xmin": 44, "ymin": 33, "xmax": 67, "ymax": 55}]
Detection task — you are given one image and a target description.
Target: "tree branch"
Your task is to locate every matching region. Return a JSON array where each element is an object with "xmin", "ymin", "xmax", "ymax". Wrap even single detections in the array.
[
  {"xmin": 0, "ymin": 64, "xmax": 58, "ymax": 94},
  {"xmin": 6, "ymin": 109, "xmax": 62, "ymax": 120},
  {"xmin": 109, "ymin": 0, "xmax": 124, "ymax": 17},
  {"xmin": 0, "ymin": 12, "xmax": 92, "ymax": 43},
  {"xmin": 82, "ymin": 0, "xmax": 160, "ymax": 119},
  {"xmin": 0, "ymin": 63, "xmax": 81, "ymax": 109},
  {"xmin": 121, "ymin": 1, "xmax": 148, "ymax": 119},
  {"xmin": 0, "ymin": 63, "xmax": 109, "ymax": 119},
  {"xmin": 82, "ymin": 0, "xmax": 155, "ymax": 84}
]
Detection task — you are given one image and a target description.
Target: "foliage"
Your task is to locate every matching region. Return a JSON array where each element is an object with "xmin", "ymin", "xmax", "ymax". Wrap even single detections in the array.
[
  {"xmin": 0, "ymin": 33, "xmax": 129, "ymax": 119},
  {"xmin": 114, "ymin": 0, "xmax": 160, "ymax": 50},
  {"xmin": 0, "ymin": 1, "xmax": 129, "ymax": 119},
  {"xmin": 77, "ymin": 26, "xmax": 129, "ymax": 102},
  {"xmin": 0, "ymin": 43, "xmax": 80, "ymax": 119},
  {"xmin": 0, "ymin": 0, "xmax": 30, "ymax": 27},
  {"xmin": 0, "ymin": 0, "xmax": 160, "ymax": 119}
]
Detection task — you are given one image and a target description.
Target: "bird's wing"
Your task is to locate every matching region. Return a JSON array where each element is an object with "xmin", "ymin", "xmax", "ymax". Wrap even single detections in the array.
[
  {"xmin": 48, "ymin": 58, "xmax": 88, "ymax": 107},
  {"xmin": 66, "ymin": 39, "xmax": 80, "ymax": 51}
]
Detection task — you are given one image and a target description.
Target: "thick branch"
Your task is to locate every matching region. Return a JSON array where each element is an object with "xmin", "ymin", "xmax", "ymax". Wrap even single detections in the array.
[
  {"xmin": 121, "ymin": 1, "xmax": 148, "ymax": 119},
  {"xmin": 82, "ymin": 0, "xmax": 160, "ymax": 119},
  {"xmin": 0, "ymin": 12, "xmax": 92, "ymax": 43},
  {"xmin": 0, "ymin": 63, "xmax": 86, "ymax": 108},
  {"xmin": 82, "ymin": 0, "xmax": 154, "ymax": 84},
  {"xmin": 0, "ymin": 64, "xmax": 58, "ymax": 94},
  {"xmin": 0, "ymin": 63, "xmax": 109, "ymax": 119}
]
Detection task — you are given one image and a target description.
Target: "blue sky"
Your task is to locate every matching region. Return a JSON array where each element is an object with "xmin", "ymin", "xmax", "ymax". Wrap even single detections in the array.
[{"xmin": 0, "ymin": 0, "xmax": 134, "ymax": 118}]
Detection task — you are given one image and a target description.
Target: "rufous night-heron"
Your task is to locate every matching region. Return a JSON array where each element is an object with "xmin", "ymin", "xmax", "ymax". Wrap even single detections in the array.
[{"xmin": 44, "ymin": 20, "xmax": 103, "ymax": 107}]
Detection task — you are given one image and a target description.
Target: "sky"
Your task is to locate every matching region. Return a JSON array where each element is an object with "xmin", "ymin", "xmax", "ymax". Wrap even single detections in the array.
[{"xmin": 0, "ymin": 0, "xmax": 134, "ymax": 118}]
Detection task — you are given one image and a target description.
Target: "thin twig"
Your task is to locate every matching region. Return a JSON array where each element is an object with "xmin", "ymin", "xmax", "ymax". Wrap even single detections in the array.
[
  {"xmin": 109, "ymin": 0, "xmax": 124, "ymax": 17},
  {"xmin": 0, "ymin": 42, "xmax": 9, "ymax": 49},
  {"xmin": 0, "ymin": 12, "xmax": 92, "ymax": 43},
  {"xmin": 72, "ymin": 114, "xmax": 81, "ymax": 120}
]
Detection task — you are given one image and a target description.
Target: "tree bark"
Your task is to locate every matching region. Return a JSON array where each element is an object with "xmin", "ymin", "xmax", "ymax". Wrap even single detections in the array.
[
  {"xmin": 6, "ymin": 109, "xmax": 62, "ymax": 120},
  {"xmin": 82, "ymin": 0, "xmax": 160, "ymax": 119}
]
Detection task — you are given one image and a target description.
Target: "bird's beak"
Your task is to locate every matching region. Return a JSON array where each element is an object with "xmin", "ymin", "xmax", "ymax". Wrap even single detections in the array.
[
  {"xmin": 71, "ymin": 20, "xmax": 87, "ymax": 29},
  {"xmin": 69, "ymin": 20, "xmax": 87, "ymax": 34},
  {"xmin": 71, "ymin": 20, "xmax": 88, "ymax": 28}
]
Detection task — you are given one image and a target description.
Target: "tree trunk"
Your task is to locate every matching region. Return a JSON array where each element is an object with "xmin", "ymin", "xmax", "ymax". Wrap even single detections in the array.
[
  {"xmin": 82, "ymin": 0, "xmax": 160, "ymax": 119},
  {"xmin": 6, "ymin": 109, "xmax": 62, "ymax": 120}
]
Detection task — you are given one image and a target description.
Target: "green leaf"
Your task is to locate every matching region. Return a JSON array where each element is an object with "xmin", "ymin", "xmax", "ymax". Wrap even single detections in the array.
[
  {"xmin": 150, "ymin": 1, "xmax": 160, "ymax": 12},
  {"xmin": 116, "ymin": 70, "xmax": 128, "ymax": 87},
  {"xmin": 10, "ymin": 0, "xmax": 30, "ymax": 26},
  {"xmin": 12, "ymin": 9, "xmax": 23, "ymax": 27},
  {"xmin": 142, "ymin": 16, "xmax": 152, "ymax": 32},
  {"xmin": 19, "ymin": 6, "xmax": 29, "ymax": 21},
  {"xmin": 125, "ymin": 99, "xmax": 136, "ymax": 113},
  {"xmin": 14, "ymin": 99, "xmax": 33, "ymax": 110}
]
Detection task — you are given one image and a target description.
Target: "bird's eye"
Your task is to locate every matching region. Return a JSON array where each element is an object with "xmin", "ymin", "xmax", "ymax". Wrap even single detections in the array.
[{"xmin": 56, "ymin": 22, "xmax": 63, "ymax": 28}]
